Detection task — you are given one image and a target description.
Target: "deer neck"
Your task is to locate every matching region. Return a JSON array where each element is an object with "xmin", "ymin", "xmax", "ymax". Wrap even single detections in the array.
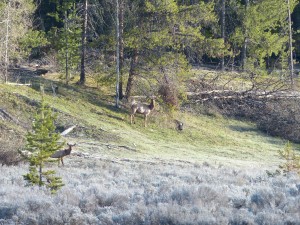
[
  {"xmin": 149, "ymin": 99, "xmax": 155, "ymax": 110},
  {"xmin": 65, "ymin": 147, "xmax": 72, "ymax": 155}
]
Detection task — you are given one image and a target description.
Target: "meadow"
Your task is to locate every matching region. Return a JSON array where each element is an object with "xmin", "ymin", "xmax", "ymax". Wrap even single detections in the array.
[
  {"xmin": 1, "ymin": 156, "xmax": 300, "ymax": 225},
  {"xmin": 1, "ymin": 74, "xmax": 300, "ymax": 224}
]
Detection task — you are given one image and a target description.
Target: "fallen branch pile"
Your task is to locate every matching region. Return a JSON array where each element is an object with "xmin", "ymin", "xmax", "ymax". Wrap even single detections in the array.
[{"xmin": 187, "ymin": 90, "xmax": 300, "ymax": 103}]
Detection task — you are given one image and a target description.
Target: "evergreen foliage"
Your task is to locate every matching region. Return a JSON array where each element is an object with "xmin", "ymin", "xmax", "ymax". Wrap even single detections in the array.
[
  {"xmin": 229, "ymin": 0, "xmax": 299, "ymax": 72},
  {"xmin": 1, "ymin": 0, "xmax": 300, "ymax": 102},
  {"xmin": 48, "ymin": 0, "xmax": 81, "ymax": 81},
  {"xmin": 23, "ymin": 94, "xmax": 64, "ymax": 194},
  {"xmin": 19, "ymin": 30, "xmax": 49, "ymax": 58},
  {"xmin": 279, "ymin": 141, "xmax": 300, "ymax": 175}
]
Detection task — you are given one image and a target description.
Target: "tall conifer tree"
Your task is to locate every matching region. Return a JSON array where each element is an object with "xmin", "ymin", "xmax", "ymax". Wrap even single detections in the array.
[{"xmin": 23, "ymin": 93, "xmax": 64, "ymax": 194}]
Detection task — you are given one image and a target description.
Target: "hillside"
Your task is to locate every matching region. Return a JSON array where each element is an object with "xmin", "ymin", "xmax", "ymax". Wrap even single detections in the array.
[
  {"xmin": 1, "ymin": 71, "xmax": 300, "ymax": 224},
  {"xmin": 0, "ymin": 70, "xmax": 290, "ymax": 169}
]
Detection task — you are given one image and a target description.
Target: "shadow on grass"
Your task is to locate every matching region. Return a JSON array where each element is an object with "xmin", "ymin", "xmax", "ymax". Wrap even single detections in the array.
[
  {"xmin": 7, "ymin": 68, "xmax": 129, "ymax": 127},
  {"xmin": 228, "ymin": 125, "xmax": 285, "ymax": 146},
  {"xmin": 39, "ymin": 78, "xmax": 127, "ymax": 117},
  {"xmin": 228, "ymin": 125, "xmax": 258, "ymax": 133}
]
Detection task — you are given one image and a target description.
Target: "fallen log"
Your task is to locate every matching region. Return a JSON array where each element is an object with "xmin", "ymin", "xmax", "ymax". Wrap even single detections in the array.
[
  {"xmin": 60, "ymin": 125, "xmax": 77, "ymax": 136},
  {"xmin": 6, "ymin": 82, "xmax": 31, "ymax": 86},
  {"xmin": 0, "ymin": 108, "xmax": 17, "ymax": 122},
  {"xmin": 187, "ymin": 90, "xmax": 300, "ymax": 103}
]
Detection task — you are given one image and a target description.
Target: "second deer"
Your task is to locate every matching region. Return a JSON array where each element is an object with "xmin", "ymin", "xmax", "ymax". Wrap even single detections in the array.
[
  {"xmin": 130, "ymin": 98, "xmax": 155, "ymax": 127},
  {"xmin": 51, "ymin": 143, "xmax": 76, "ymax": 166}
]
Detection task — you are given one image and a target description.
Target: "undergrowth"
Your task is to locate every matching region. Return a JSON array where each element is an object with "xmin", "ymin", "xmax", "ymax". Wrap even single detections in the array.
[{"xmin": 0, "ymin": 159, "xmax": 299, "ymax": 224}]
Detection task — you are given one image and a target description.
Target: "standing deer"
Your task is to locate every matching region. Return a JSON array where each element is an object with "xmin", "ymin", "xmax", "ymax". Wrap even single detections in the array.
[
  {"xmin": 130, "ymin": 98, "xmax": 155, "ymax": 127},
  {"xmin": 51, "ymin": 143, "xmax": 76, "ymax": 166}
]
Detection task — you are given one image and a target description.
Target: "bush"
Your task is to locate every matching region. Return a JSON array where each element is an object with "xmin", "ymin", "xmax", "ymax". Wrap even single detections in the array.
[
  {"xmin": 158, "ymin": 83, "xmax": 179, "ymax": 110},
  {"xmin": 279, "ymin": 142, "xmax": 300, "ymax": 175}
]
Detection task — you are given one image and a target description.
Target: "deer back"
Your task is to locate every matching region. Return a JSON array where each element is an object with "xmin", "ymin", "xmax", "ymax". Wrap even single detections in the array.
[
  {"xmin": 51, "ymin": 150, "xmax": 66, "ymax": 158},
  {"xmin": 131, "ymin": 99, "xmax": 155, "ymax": 115}
]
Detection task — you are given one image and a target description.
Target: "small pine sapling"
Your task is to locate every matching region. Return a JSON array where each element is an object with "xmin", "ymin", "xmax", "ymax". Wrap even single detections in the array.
[
  {"xmin": 278, "ymin": 141, "xmax": 300, "ymax": 175},
  {"xmin": 23, "ymin": 96, "xmax": 65, "ymax": 193}
]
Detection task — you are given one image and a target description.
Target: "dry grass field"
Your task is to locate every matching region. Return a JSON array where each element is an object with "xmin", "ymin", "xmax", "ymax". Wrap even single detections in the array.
[{"xmin": 1, "ymin": 157, "xmax": 300, "ymax": 224}]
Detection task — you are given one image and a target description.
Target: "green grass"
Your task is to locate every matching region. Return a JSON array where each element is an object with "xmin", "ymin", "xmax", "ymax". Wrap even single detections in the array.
[{"xmin": 0, "ymin": 77, "xmax": 291, "ymax": 169}]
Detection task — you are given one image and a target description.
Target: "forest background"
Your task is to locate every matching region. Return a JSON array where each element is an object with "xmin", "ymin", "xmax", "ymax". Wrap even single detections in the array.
[{"xmin": 1, "ymin": 0, "xmax": 300, "ymax": 94}]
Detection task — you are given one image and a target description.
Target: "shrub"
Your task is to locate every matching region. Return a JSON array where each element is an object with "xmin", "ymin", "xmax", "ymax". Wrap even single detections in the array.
[
  {"xmin": 278, "ymin": 142, "xmax": 300, "ymax": 175},
  {"xmin": 158, "ymin": 83, "xmax": 179, "ymax": 110}
]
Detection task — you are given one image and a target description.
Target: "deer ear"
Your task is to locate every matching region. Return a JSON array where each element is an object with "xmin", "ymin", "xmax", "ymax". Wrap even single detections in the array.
[{"xmin": 67, "ymin": 142, "xmax": 76, "ymax": 146}]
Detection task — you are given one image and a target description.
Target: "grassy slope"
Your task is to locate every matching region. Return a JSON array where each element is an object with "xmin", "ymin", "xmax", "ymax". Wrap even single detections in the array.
[{"xmin": 0, "ymin": 74, "xmax": 289, "ymax": 169}]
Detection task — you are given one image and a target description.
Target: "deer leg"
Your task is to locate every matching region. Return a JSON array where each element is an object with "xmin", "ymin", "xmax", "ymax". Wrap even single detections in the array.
[
  {"xmin": 144, "ymin": 114, "xmax": 147, "ymax": 127},
  {"xmin": 61, "ymin": 157, "xmax": 64, "ymax": 166},
  {"xmin": 131, "ymin": 114, "xmax": 136, "ymax": 124}
]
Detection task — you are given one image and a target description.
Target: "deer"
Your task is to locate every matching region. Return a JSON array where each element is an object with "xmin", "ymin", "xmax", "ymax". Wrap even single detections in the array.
[
  {"xmin": 130, "ymin": 97, "xmax": 155, "ymax": 127},
  {"xmin": 174, "ymin": 119, "xmax": 184, "ymax": 131},
  {"xmin": 50, "ymin": 143, "xmax": 76, "ymax": 166}
]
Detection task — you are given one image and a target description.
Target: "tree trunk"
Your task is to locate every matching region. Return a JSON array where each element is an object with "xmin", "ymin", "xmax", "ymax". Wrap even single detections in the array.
[
  {"xmin": 4, "ymin": 1, "xmax": 11, "ymax": 84},
  {"xmin": 221, "ymin": 0, "xmax": 226, "ymax": 71},
  {"xmin": 241, "ymin": 0, "xmax": 249, "ymax": 70},
  {"xmin": 65, "ymin": 11, "xmax": 69, "ymax": 85},
  {"xmin": 287, "ymin": 0, "xmax": 294, "ymax": 89},
  {"xmin": 125, "ymin": 50, "xmax": 138, "ymax": 99},
  {"xmin": 118, "ymin": 0, "xmax": 124, "ymax": 99},
  {"xmin": 39, "ymin": 164, "xmax": 43, "ymax": 186},
  {"xmin": 79, "ymin": 0, "xmax": 88, "ymax": 85},
  {"xmin": 116, "ymin": 0, "xmax": 120, "ymax": 107}
]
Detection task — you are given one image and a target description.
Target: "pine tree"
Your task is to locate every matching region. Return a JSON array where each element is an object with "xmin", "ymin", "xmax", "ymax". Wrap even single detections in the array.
[
  {"xmin": 279, "ymin": 141, "xmax": 300, "ymax": 175},
  {"xmin": 48, "ymin": 0, "xmax": 81, "ymax": 84},
  {"xmin": 229, "ymin": 0, "xmax": 299, "ymax": 73},
  {"xmin": 124, "ymin": 0, "xmax": 183, "ymax": 100},
  {"xmin": 23, "ymin": 94, "xmax": 64, "ymax": 194}
]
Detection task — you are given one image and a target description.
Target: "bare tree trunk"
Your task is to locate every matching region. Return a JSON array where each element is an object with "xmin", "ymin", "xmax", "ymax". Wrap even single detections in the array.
[
  {"xmin": 39, "ymin": 164, "xmax": 42, "ymax": 186},
  {"xmin": 125, "ymin": 49, "xmax": 138, "ymax": 99},
  {"xmin": 241, "ymin": 0, "xmax": 249, "ymax": 70},
  {"xmin": 115, "ymin": 0, "xmax": 120, "ymax": 107},
  {"xmin": 79, "ymin": 0, "xmax": 88, "ymax": 85},
  {"xmin": 118, "ymin": 0, "xmax": 124, "ymax": 99},
  {"xmin": 221, "ymin": 0, "xmax": 225, "ymax": 71},
  {"xmin": 4, "ymin": 1, "xmax": 11, "ymax": 84},
  {"xmin": 287, "ymin": 0, "xmax": 294, "ymax": 89},
  {"xmin": 65, "ymin": 11, "xmax": 69, "ymax": 85}
]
